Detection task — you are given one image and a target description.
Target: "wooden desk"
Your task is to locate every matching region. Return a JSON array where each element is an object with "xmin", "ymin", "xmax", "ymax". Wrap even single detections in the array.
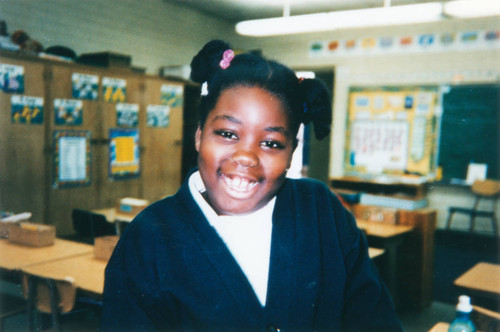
[
  {"xmin": 357, "ymin": 220, "xmax": 414, "ymax": 238},
  {"xmin": 0, "ymin": 238, "xmax": 93, "ymax": 271},
  {"xmin": 455, "ymin": 262, "xmax": 500, "ymax": 297},
  {"xmin": 22, "ymin": 253, "xmax": 107, "ymax": 295},
  {"xmin": 356, "ymin": 219, "xmax": 414, "ymax": 308},
  {"xmin": 428, "ymin": 322, "xmax": 449, "ymax": 332},
  {"xmin": 92, "ymin": 208, "xmax": 135, "ymax": 223},
  {"xmin": 92, "ymin": 208, "xmax": 136, "ymax": 235}
]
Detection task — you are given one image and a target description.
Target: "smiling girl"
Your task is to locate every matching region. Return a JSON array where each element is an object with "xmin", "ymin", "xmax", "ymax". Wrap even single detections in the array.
[{"xmin": 101, "ymin": 40, "xmax": 402, "ymax": 332}]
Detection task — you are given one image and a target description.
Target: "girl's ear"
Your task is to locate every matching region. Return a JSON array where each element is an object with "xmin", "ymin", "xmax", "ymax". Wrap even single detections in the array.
[{"xmin": 195, "ymin": 126, "xmax": 202, "ymax": 152}]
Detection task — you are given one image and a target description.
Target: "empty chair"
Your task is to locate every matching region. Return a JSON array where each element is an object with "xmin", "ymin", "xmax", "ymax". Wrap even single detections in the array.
[
  {"xmin": 446, "ymin": 179, "xmax": 500, "ymax": 234},
  {"xmin": 22, "ymin": 273, "xmax": 77, "ymax": 332},
  {"xmin": 71, "ymin": 209, "xmax": 116, "ymax": 244}
]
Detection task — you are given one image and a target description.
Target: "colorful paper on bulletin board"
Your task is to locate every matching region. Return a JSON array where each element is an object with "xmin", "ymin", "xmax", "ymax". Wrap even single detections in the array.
[
  {"xmin": 11, "ymin": 95, "xmax": 43, "ymax": 124},
  {"xmin": 147, "ymin": 104, "xmax": 170, "ymax": 128},
  {"xmin": 0, "ymin": 63, "xmax": 24, "ymax": 93},
  {"xmin": 345, "ymin": 86, "xmax": 440, "ymax": 177},
  {"xmin": 116, "ymin": 103, "xmax": 139, "ymax": 127},
  {"xmin": 53, "ymin": 130, "xmax": 91, "ymax": 188},
  {"xmin": 54, "ymin": 99, "xmax": 83, "ymax": 126},
  {"xmin": 160, "ymin": 84, "xmax": 183, "ymax": 107},
  {"xmin": 109, "ymin": 128, "xmax": 140, "ymax": 179},
  {"xmin": 102, "ymin": 77, "xmax": 126, "ymax": 103},
  {"xmin": 72, "ymin": 73, "xmax": 99, "ymax": 100}
]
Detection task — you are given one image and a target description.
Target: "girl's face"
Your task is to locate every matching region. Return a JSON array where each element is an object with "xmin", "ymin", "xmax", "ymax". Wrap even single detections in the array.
[{"xmin": 195, "ymin": 86, "xmax": 295, "ymax": 215}]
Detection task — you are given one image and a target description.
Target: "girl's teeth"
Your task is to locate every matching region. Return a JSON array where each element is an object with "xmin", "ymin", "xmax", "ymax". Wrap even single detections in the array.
[{"xmin": 224, "ymin": 175, "xmax": 256, "ymax": 192}]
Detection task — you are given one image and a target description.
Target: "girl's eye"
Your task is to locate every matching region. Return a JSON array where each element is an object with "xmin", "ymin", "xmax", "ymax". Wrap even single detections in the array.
[
  {"xmin": 261, "ymin": 140, "xmax": 285, "ymax": 150},
  {"xmin": 214, "ymin": 130, "xmax": 237, "ymax": 140}
]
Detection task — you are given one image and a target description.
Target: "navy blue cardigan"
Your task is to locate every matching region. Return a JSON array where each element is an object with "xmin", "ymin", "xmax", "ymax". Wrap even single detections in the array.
[{"xmin": 101, "ymin": 177, "xmax": 402, "ymax": 331}]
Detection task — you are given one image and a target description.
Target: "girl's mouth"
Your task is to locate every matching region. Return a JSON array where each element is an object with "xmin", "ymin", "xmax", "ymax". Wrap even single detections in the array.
[{"xmin": 221, "ymin": 173, "xmax": 259, "ymax": 196}]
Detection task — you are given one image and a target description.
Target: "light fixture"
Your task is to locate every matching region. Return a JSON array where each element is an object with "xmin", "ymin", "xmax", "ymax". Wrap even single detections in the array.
[
  {"xmin": 236, "ymin": 2, "xmax": 445, "ymax": 36},
  {"xmin": 443, "ymin": 0, "xmax": 500, "ymax": 18},
  {"xmin": 235, "ymin": 0, "xmax": 500, "ymax": 37}
]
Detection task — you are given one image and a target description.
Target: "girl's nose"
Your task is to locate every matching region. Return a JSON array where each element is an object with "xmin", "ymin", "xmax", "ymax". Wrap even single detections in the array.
[{"xmin": 231, "ymin": 149, "xmax": 259, "ymax": 168}]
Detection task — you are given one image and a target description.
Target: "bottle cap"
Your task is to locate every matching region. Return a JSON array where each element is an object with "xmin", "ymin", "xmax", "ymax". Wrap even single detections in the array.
[{"xmin": 457, "ymin": 295, "xmax": 473, "ymax": 313}]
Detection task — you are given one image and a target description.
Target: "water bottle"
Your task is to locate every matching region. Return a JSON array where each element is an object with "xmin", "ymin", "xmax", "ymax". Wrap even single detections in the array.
[{"xmin": 448, "ymin": 295, "xmax": 476, "ymax": 332}]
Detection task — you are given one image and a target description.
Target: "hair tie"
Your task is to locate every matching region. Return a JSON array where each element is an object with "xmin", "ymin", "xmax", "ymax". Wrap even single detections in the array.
[
  {"xmin": 219, "ymin": 49, "xmax": 234, "ymax": 69},
  {"xmin": 201, "ymin": 81, "xmax": 208, "ymax": 96}
]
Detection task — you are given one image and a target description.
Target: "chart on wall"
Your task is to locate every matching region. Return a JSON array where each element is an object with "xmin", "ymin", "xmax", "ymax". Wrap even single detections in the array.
[{"xmin": 344, "ymin": 86, "xmax": 441, "ymax": 178}]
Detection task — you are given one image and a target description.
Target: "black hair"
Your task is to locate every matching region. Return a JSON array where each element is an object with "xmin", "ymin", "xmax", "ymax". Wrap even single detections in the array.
[{"xmin": 190, "ymin": 40, "xmax": 332, "ymax": 140}]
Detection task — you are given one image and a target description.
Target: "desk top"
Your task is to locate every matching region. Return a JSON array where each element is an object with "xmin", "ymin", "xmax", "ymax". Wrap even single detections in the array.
[
  {"xmin": 22, "ymin": 253, "xmax": 107, "ymax": 295},
  {"xmin": 356, "ymin": 220, "xmax": 414, "ymax": 238},
  {"xmin": 0, "ymin": 238, "xmax": 93, "ymax": 271},
  {"xmin": 92, "ymin": 208, "xmax": 135, "ymax": 223},
  {"xmin": 428, "ymin": 322, "xmax": 449, "ymax": 332},
  {"xmin": 454, "ymin": 262, "xmax": 500, "ymax": 296}
]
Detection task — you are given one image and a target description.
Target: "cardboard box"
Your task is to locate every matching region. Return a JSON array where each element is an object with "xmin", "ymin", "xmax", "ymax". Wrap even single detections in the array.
[
  {"xmin": 94, "ymin": 235, "xmax": 119, "ymax": 261},
  {"xmin": 0, "ymin": 212, "xmax": 31, "ymax": 238},
  {"xmin": 353, "ymin": 204, "xmax": 398, "ymax": 224},
  {"xmin": 116, "ymin": 197, "xmax": 149, "ymax": 216},
  {"xmin": 8, "ymin": 222, "xmax": 55, "ymax": 247},
  {"xmin": 0, "ymin": 220, "xmax": 19, "ymax": 238}
]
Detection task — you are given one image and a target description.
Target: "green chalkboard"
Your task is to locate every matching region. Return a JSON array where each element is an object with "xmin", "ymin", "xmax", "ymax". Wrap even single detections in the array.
[{"xmin": 439, "ymin": 84, "xmax": 499, "ymax": 180}]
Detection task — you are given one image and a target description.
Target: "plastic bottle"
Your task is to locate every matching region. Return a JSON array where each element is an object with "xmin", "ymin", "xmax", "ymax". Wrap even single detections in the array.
[{"xmin": 448, "ymin": 295, "xmax": 476, "ymax": 332}]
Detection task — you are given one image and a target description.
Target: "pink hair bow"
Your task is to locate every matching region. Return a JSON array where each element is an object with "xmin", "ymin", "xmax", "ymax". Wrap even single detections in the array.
[{"xmin": 219, "ymin": 49, "xmax": 234, "ymax": 69}]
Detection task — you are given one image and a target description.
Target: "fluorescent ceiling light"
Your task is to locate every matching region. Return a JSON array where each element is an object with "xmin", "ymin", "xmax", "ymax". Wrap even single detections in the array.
[
  {"xmin": 236, "ymin": 2, "xmax": 444, "ymax": 36},
  {"xmin": 444, "ymin": 0, "xmax": 500, "ymax": 18}
]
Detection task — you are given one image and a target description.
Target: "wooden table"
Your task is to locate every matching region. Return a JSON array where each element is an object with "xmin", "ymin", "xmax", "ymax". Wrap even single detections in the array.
[
  {"xmin": 428, "ymin": 322, "xmax": 449, "ymax": 332},
  {"xmin": 0, "ymin": 238, "xmax": 93, "ymax": 271},
  {"xmin": 92, "ymin": 208, "xmax": 136, "ymax": 235},
  {"xmin": 455, "ymin": 262, "xmax": 500, "ymax": 297},
  {"xmin": 22, "ymin": 253, "xmax": 107, "ymax": 295},
  {"xmin": 356, "ymin": 219, "xmax": 414, "ymax": 308}
]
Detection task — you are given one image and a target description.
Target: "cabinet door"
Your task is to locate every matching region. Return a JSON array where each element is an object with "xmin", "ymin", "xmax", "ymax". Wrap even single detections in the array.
[
  {"xmin": 45, "ymin": 63, "xmax": 103, "ymax": 234},
  {"xmin": 97, "ymin": 72, "xmax": 142, "ymax": 207},
  {"xmin": 0, "ymin": 56, "xmax": 46, "ymax": 221},
  {"xmin": 140, "ymin": 78, "xmax": 184, "ymax": 202}
]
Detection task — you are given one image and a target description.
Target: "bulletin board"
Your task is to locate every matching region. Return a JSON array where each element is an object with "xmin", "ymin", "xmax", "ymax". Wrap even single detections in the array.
[{"xmin": 344, "ymin": 86, "xmax": 440, "ymax": 177}]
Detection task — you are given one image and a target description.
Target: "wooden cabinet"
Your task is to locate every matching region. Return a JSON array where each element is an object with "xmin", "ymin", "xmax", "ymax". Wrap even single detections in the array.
[{"xmin": 0, "ymin": 51, "xmax": 188, "ymax": 235}]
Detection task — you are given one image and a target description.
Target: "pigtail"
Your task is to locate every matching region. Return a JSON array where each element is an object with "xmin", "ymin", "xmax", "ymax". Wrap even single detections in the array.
[
  {"xmin": 300, "ymin": 78, "xmax": 332, "ymax": 140},
  {"xmin": 190, "ymin": 40, "xmax": 231, "ymax": 84}
]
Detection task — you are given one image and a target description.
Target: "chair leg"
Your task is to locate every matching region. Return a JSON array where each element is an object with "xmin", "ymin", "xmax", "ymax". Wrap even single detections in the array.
[
  {"xmin": 492, "ymin": 215, "xmax": 498, "ymax": 236},
  {"xmin": 470, "ymin": 213, "xmax": 476, "ymax": 232},
  {"xmin": 47, "ymin": 279, "xmax": 62, "ymax": 332},
  {"xmin": 446, "ymin": 211, "xmax": 455, "ymax": 229},
  {"xmin": 27, "ymin": 278, "xmax": 36, "ymax": 332}
]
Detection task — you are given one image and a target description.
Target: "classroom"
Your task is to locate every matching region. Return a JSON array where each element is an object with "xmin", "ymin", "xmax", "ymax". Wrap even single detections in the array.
[{"xmin": 0, "ymin": 0, "xmax": 499, "ymax": 331}]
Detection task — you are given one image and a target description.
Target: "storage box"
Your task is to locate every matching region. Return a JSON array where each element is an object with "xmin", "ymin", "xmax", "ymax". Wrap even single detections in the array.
[
  {"xmin": 8, "ymin": 222, "xmax": 55, "ymax": 247},
  {"xmin": 94, "ymin": 235, "xmax": 119, "ymax": 261},
  {"xmin": 0, "ymin": 220, "xmax": 19, "ymax": 238},
  {"xmin": 77, "ymin": 52, "xmax": 131, "ymax": 68},
  {"xmin": 116, "ymin": 197, "xmax": 149, "ymax": 216},
  {"xmin": 353, "ymin": 204, "xmax": 398, "ymax": 224}
]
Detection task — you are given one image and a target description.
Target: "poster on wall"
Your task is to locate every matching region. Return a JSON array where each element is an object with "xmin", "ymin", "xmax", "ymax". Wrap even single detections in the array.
[
  {"xmin": 146, "ymin": 104, "xmax": 170, "ymax": 128},
  {"xmin": 53, "ymin": 130, "xmax": 91, "ymax": 188},
  {"xmin": 0, "ymin": 63, "xmax": 24, "ymax": 93},
  {"xmin": 54, "ymin": 99, "xmax": 83, "ymax": 125},
  {"xmin": 116, "ymin": 103, "xmax": 139, "ymax": 127},
  {"xmin": 72, "ymin": 73, "xmax": 99, "ymax": 100},
  {"xmin": 109, "ymin": 128, "xmax": 140, "ymax": 180},
  {"xmin": 345, "ymin": 86, "xmax": 440, "ymax": 178},
  {"xmin": 102, "ymin": 77, "xmax": 126, "ymax": 103},
  {"xmin": 160, "ymin": 84, "xmax": 183, "ymax": 107},
  {"xmin": 11, "ymin": 95, "xmax": 43, "ymax": 124}
]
